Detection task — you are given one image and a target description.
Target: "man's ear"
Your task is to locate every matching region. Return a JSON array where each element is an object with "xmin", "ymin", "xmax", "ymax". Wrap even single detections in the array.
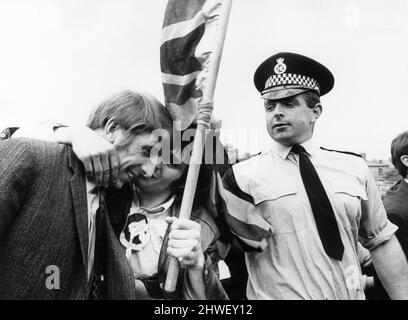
[
  {"xmin": 311, "ymin": 103, "xmax": 322, "ymax": 121},
  {"xmin": 104, "ymin": 119, "xmax": 119, "ymax": 143},
  {"xmin": 400, "ymin": 155, "xmax": 408, "ymax": 169}
]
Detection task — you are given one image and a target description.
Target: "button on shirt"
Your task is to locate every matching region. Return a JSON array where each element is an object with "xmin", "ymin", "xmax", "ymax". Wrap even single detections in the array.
[{"xmin": 230, "ymin": 138, "xmax": 397, "ymax": 300}]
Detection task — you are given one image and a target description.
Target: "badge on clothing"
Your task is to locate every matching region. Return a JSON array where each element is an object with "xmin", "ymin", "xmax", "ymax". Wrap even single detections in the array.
[{"xmin": 120, "ymin": 210, "xmax": 151, "ymax": 259}]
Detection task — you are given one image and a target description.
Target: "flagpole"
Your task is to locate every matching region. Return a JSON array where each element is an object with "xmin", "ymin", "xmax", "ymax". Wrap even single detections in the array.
[{"xmin": 164, "ymin": 0, "xmax": 233, "ymax": 297}]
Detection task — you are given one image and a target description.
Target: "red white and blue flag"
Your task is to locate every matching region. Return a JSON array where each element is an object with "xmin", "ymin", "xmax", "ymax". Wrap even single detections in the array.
[
  {"xmin": 161, "ymin": 0, "xmax": 222, "ymax": 130},
  {"xmin": 217, "ymin": 164, "xmax": 272, "ymax": 251},
  {"xmin": 161, "ymin": 1, "xmax": 269, "ymax": 252}
]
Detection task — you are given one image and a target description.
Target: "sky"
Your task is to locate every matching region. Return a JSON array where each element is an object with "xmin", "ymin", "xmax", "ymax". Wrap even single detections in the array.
[{"xmin": 1, "ymin": 0, "xmax": 407, "ymax": 160}]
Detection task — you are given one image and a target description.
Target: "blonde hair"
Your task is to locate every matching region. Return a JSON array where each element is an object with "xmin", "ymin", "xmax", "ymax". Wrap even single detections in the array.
[{"xmin": 87, "ymin": 90, "xmax": 172, "ymax": 135}]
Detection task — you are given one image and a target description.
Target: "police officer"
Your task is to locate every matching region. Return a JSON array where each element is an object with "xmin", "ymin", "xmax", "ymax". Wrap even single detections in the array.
[{"xmin": 221, "ymin": 52, "xmax": 408, "ymax": 299}]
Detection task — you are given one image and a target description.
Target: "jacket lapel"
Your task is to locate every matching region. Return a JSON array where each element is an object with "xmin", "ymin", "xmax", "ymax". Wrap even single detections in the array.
[
  {"xmin": 105, "ymin": 184, "xmax": 132, "ymax": 237},
  {"xmin": 104, "ymin": 185, "xmax": 152, "ymax": 299},
  {"xmin": 67, "ymin": 146, "xmax": 89, "ymax": 275},
  {"xmin": 103, "ymin": 196, "xmax": 155, "ymax": 299}
]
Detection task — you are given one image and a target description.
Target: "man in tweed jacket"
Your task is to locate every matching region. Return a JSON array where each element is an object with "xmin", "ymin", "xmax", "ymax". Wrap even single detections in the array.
[{"xmin": 0, "ymin": 90, "xmax": 173, "ymax": 299}]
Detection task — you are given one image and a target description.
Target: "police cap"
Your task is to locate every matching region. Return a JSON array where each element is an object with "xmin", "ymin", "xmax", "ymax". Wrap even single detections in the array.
[{"xmin": 253, "ymin": 52, "xmax": 334, "ymax": 100}]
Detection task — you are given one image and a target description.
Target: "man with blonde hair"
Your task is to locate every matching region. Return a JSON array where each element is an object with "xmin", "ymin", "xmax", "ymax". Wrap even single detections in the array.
[{"xmin": 0, "ymin": 90, "xmax": 172, "ymax": 299}]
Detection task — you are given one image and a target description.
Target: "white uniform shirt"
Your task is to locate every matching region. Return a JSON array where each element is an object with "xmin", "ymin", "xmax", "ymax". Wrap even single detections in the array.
[{"xmin": 228, "ymin": 138, "xmax": 397, "ymax": 300}]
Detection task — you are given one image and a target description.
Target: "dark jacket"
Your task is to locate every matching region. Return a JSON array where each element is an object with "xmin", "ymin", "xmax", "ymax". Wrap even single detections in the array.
[
  {"xmin": 0, "ymin": 138, "xmax": 137, "ymax": 299},
  {"xmin": 383, "ymin": 179, "xmax": 408, "ymax": 258},
  {"xmin": 365, "ymin": 178, "xmax": 408, "ymax": 300}
]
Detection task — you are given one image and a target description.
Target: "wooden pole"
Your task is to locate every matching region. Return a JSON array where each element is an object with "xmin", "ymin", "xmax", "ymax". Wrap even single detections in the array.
[{"xmin": 164, "ymin": 0, "xmax": 233, "ymax": 297}]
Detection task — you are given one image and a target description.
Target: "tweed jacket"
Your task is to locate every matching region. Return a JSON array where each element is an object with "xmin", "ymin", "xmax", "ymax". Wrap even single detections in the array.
[{"xmin": 0, "ymin": 138, "xmax": 137, "ymax": 299}]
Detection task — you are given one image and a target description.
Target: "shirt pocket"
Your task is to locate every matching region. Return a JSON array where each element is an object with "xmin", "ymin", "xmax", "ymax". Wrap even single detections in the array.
[
  {"xmin": 329, "ymin": 177, "xmax": 367, "ymax": 230},
  {"xmin": 251, "ymin": 183, "xmax": 304, "ymax": 235}
]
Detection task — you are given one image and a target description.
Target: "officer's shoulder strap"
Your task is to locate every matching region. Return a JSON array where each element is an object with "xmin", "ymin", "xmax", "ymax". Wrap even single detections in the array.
[{"xmin": 320, "ymin": 147, "xmax": 363, "ymax": 158}]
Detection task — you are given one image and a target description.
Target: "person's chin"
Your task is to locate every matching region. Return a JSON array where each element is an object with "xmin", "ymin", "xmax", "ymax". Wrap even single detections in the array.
[
  {"xmin": 272, "ymin": 133, "xmax": 293, "ymax": 145},
  {"xmin": 134, "ymin": 178, "xmax": 158, "ymax": 189}
]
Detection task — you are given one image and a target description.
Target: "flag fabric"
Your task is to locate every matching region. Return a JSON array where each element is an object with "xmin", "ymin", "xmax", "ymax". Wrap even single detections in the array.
[
  {"xmin": 216, "ymin": 161, "xmax": 273, "ymax": 251},
  {"xmin": 161, "ymin": 0, "xmax": 222, "ymax": 130},
  {"xmin": 161, "ymin": 0, "xmax": 268, "ymax": 253},
  {"xmin": 200, "ymin": 133, "xmax": 272, "ymax": 252}
]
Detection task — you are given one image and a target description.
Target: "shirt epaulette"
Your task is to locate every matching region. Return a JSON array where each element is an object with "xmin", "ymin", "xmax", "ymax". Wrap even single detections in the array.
[{"xmin": 320, "ymin": 147, "xmax": 363, "ymax": 158}]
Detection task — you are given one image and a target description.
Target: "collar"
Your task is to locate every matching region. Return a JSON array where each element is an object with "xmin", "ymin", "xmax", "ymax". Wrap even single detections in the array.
[
  {"xmin": 134, "ymin": 195, "xmax": 176, "ymax": 215},
  {"xmin": 271, "ymin": 137, "xmax": 316, "ymax": 160},
  {"xmin": 85, "ymin": 179, "xmax": 97, "ymax": 195}
]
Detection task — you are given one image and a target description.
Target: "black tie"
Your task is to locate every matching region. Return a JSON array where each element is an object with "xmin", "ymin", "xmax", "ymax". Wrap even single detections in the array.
[
  {"xmin": 291, "ymin": 144, "xmax": 344, "ymax": 261},
  {"xmin": 89, "ymin": 190, "xmax": 108, "ymax": 300}
]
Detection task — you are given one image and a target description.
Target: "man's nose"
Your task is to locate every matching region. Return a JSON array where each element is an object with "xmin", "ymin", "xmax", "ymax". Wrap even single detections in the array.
[{"xmin": 272, "ymin": 103, "xmax": 284, "ymax": 118}]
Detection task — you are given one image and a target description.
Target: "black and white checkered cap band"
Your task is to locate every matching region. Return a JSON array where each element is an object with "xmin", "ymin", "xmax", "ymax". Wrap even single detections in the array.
[{"xmin": 264, "ymin": 73, "xmax": 320, "ymax": 93}]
